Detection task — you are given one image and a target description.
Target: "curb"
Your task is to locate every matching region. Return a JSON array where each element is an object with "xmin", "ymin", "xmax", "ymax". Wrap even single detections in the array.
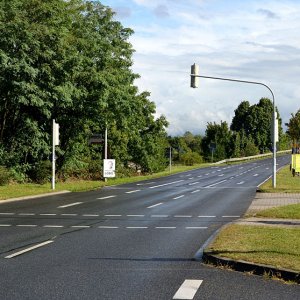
[
  {"xmin": 0, "ymin": 190, "xmax": 71, "ymax": 204},
  {"xmin": 203, "ymin": 251, "xmax": 300, "ymax": 283}
]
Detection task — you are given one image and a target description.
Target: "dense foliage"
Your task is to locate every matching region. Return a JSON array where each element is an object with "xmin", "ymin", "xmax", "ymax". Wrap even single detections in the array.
[
  {"xmin": 0, "ymin": 0, "xmax": 168, "ymax": 181},
  {"xmin": 0, "ymin": 0, "xmax": 292, "ymax": 182},
  {"xmin": 286, "ymin": 109, "xmax": 300, "ymax": 146}
]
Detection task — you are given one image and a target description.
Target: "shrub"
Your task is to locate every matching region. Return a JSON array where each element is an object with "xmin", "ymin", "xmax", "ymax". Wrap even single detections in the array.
[
  {"xmin": 29, "ymin": 160, "xmax": 52, "ymax": 184},
  {"xmin": 180, "ymin": 152, "xmax": 203, "ymax": 166},
  {"xmin": 0, "ymin": 166, "xmax": 10, "ymax": 186}
]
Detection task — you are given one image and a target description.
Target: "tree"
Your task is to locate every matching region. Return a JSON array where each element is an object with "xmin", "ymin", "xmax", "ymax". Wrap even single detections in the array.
[
  {"xmin": 202, "ymin": 121, "xmax": 232, "ymax": 161},
  {"xmin": 231, "ymin": 98, "xmax": 283, "ymax": 153},
  {"xmin": 0, "ymin": 0, "xmax": 169, "ymax": 180},
  {"xmin": 287, "ymin": 109, "xmax": 300, "ymax": 145}
]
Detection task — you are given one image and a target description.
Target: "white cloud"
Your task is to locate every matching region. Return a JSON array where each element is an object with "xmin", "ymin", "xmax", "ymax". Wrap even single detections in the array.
[{"xmin": 103, "ymin": 0, "xmax": 300, "ymax": 135}]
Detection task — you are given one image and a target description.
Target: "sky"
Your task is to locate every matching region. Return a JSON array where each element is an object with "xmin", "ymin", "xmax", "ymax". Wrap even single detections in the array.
[{"xmin": 100, "ymin": 0, "xmax": 300, "ymax": 136}]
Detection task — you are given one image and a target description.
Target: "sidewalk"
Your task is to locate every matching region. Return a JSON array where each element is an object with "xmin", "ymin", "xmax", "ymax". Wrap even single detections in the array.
[{"xmin": 203, "ymin": 192, "xmax": 300, "ymax": 283}]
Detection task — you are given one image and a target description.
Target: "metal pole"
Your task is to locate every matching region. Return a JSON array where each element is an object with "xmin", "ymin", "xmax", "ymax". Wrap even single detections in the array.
[
  {"xmin": 191, "ymin": 72, "xmax": 277, "ymax": 188},
  {"xmin": 105, "ymin": 127, "xmax": 108, "ymax": 160},
  {"xmin": 51, "ymin": 119, "xmax": 55, "ymax": 190},
  {"xmin": 169, "ymin": 147, "xmax": 172, "ymax": 173},
  {"xmin": 104, "ymin": 126, "xmax": 108, "ymax": 182}
]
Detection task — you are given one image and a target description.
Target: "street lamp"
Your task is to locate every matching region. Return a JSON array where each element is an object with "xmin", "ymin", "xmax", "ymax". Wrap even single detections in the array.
[{"xmin": 190, "ymin": 63, "xmax": 277, "ymax": 188}]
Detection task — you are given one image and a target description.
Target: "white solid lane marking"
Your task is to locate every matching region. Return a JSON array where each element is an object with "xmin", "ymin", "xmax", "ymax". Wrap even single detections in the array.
[
  {"xmin": 147, "ymin": 203, "xmax": 163, "ymax": 209},
  {"xmin": 126, "ymin": 190, "xmax": 141, "ymax": 194},
  {"xmin": 237, "ymin": 181, "xmax": 245, "ymax": 185},
  {"xmin": 173, "ymin": 279, "xmax": 203, "ymax": 299},
  {"xmin": 97, "ymin": 195, "xmax": 116, "ymax": 200},
  {"xmin": 191, "ymin": 190, "xmax": 200, "ymax": 194},
  {"xmin": 43, "ymin": 225, "xmax": 64, "ymax": 228},
  {"xmin": 5, "ymin": 240, "xmax": 53, "ymax": 259},
  {"xmin": 149, "ymin": 180, "xmax": 184, "ymax": 189},
  {"xmin": 58, "ymin": 202, "xmax": 82, "ymax": 208},
  {"xmin": 151, "ymin": 215, "xmax": 169, "ymax": 218},
  {"xmin": 173, "ymin": 195, "xmax": 185, "ymax": 200}
]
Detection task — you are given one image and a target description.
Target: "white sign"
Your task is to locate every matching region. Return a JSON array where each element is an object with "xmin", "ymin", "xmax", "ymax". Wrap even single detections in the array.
[{"xmin": 103, "ymin": 159, "xmax": 115, "ymax": 178}]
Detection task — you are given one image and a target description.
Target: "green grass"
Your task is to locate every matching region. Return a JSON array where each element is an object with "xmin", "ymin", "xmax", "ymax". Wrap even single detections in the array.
[
  {"xmin": 255, "ymin": 204, "xmax": 300, "ymax": 219},
  {"xmin": 0, "ymin": 163, "xmax": 210, "ymax": 201},
  {"xmin": 259, "ymin": 165, "xmax": 300, "ymax": 193},
  {"xmin": 206, "ymin": 224, "xmax": 300, "ymax": 272}
]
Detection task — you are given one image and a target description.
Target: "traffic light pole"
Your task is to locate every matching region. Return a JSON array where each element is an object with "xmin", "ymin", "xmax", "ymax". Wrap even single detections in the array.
[{"xmin": 190, "ymin": 65, "xmax": 277, "ymax": 188}]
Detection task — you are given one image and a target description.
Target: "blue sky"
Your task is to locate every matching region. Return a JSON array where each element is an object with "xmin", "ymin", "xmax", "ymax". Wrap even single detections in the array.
[{"xmin": 100, "ymin": 0, "xmax": 300, "ymax": 135}]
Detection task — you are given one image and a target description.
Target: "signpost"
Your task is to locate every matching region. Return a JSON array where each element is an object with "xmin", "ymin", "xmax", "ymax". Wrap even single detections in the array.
[{"xmin": 103, "ymin": 159, "xmax": 115, "ymax": 178}]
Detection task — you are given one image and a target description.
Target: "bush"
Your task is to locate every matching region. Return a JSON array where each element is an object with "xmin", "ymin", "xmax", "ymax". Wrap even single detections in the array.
[
  {"xmin": 0, "ymin": 166, "xmax": 10, "ymax": 186},
  {"xmin": 29, "ymin": 160, "xmax": 52, "ymax": 184},
  {"xmin": 180, "ymin": 151, "xmax": 203, "ymax": 166}
]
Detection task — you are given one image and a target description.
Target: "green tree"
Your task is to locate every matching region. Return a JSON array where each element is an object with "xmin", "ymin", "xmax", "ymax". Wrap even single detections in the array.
[
  {"xmin": 202, "ymin": 121, "xmax": 232, "ymax": 161},
  {"xmin": 0, "ymin": 0, "xmax": 169, "ymax": 180},
  {"xmin": 286, "ymin": 109, "xmax": 300, "ymax": 145},
  {"xmin": 231, "ymin": 98, "xmax": 282, "ymax": 153}
]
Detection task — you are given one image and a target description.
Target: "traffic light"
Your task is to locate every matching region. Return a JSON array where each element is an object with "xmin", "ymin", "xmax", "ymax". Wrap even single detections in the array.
[{"xmin": 190, "ymin": 63, "xmax": 199, "ymax": 88}]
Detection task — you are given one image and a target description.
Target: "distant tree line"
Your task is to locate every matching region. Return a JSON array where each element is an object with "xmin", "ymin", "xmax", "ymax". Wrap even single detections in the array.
[{"xmin": 169, "ymin": 98, "xmax": 292, "ymax": 164}]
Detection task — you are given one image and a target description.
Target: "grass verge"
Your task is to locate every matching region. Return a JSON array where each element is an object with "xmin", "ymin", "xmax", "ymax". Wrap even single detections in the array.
[
  {"xmin": 206, "ymin": 224, "xmax": 300, "ymax": 272},
  {"xmin": 255, "ymin": 204, "xmax": 300, "ymax": 219},
  {"xmin": 0, "ymin": 163, "xmax": 210, "ymax": 201},
  {"xmin": 259, "ymin": 165, "xmax": 300, "ymax": 193}
]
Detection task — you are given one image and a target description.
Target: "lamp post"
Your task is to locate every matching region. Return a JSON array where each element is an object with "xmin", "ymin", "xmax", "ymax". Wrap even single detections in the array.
[{"xmin": 190, "ymin": 63, "xmax": 277, "ymax": 188}]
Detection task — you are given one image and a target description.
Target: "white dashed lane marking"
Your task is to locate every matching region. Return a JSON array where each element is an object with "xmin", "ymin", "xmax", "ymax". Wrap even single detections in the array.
[
  {"xmin": 147, "ymin": 203, "xmax": 163, "ymax": 209},
  {"xmin": 149, "ymin": 180, "xmax": 184, "ymax": 189},
  {"xmin": 173, "ymin": 195, "xmax": 185, "ymax": 200},
  {"xmin": 173, "ymin": 279, "xmax": 203, "ymax": 299},
  {"xmin": 5, "ymin": 241, "xmax": 54, "ymax": 259},
  {"xmin": 97, "ymin": 195, "xmax": 117, "ymax": 200},
  {"xmin": 191, "ymin": 190, "xmax": 200, "ymax": 194},
  {"xmin": 126, "ymin": 190, "xmax": 141, "ymax": 194},
  {"xmin": 58, "ymin": 202, "xmax": 82, "ymax": 208}
]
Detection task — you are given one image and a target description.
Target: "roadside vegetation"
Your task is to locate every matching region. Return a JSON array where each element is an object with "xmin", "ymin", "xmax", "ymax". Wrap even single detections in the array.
[
  {"xmin": 1, "ymin": 0, "xmax": 296, "ymax": 190},
  {"xmin": 206, "ymin": 165, "xmax": 300, "ymax": 275},
  {"xmin": 206, "ymin": 224, "xmax": 300, "ymax": 272},
  {"xmin": 259, "ymin": 165, "xmax": 300, "ymax": 193},
  {"xmin": 0, "ymin": 163, "xmax": 209, "ymax": 200}
]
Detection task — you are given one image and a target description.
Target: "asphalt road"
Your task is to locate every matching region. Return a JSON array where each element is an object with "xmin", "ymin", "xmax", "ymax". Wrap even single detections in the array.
[{"xmin": 0, "ymin": 155, "xmax": 299, "ymax": 299}]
